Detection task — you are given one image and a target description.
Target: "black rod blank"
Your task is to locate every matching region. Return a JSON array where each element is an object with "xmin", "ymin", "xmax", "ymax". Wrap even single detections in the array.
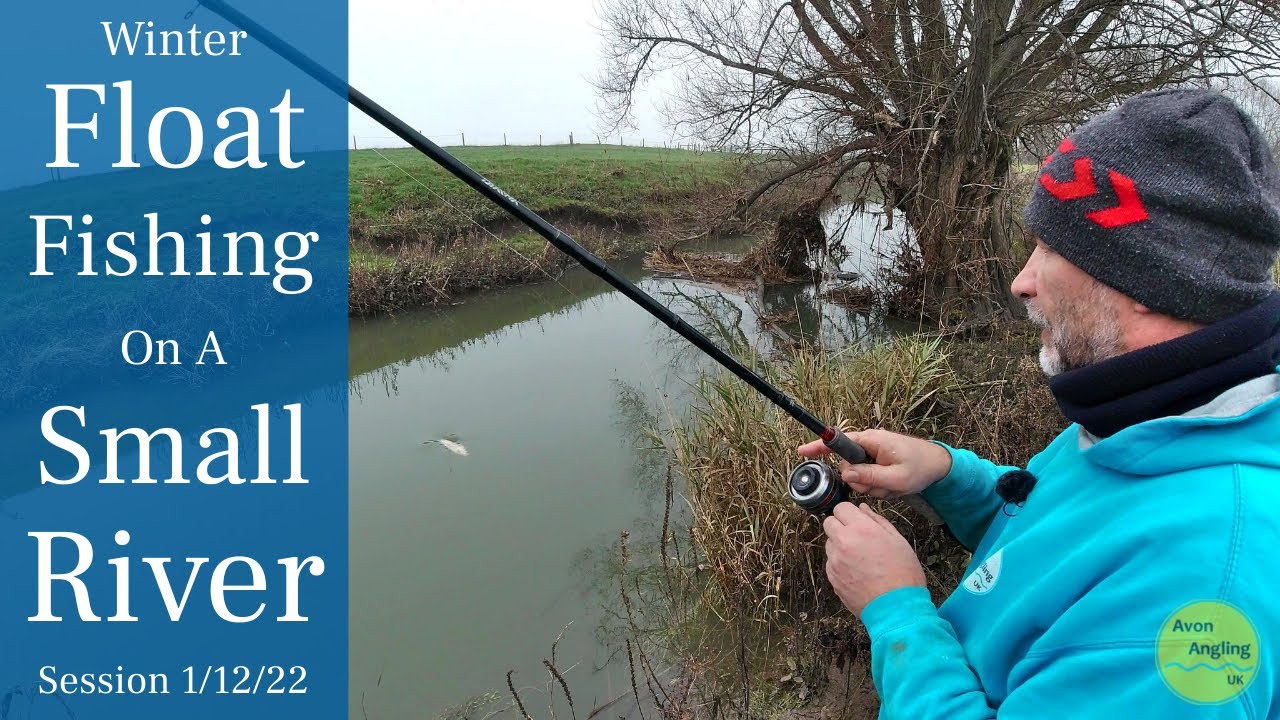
[{"xmin": 196, "ymin": 0, "xmax": 871, "ymax": 459}]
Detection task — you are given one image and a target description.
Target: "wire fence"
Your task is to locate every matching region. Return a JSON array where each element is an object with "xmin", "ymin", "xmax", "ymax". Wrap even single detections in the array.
[
  {"xmin": 30, "ymin": 131, "xmax": 722, "ymax": 185},
  {"xmin": 350, "ymin": 130, "xmax": 718, "ymax": 152}
]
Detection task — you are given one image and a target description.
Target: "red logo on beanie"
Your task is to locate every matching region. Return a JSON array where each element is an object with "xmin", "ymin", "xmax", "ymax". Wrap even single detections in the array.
[
  {"xmin": 1040, "ymin": 158, "xmax": 1097, "ymax": 200},
  {"xmin": 1039, "ymin": 138, "xmax": 1149, "ymax": 228}
]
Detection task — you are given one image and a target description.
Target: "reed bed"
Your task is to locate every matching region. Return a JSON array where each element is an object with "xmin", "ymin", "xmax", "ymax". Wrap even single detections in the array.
[
  {"xmin": 623, "ymin": 325, "xmax": 1063, "ymax": 718},
  {"xmin": 670, "ymin": 338, "xmax": 966, "ymax": 629}
]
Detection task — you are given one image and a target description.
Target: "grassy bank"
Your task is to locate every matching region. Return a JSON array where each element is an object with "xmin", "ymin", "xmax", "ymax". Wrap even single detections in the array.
[{"xmin": 349, "ymin": 145, "xmax": 760, "ymax": 315}]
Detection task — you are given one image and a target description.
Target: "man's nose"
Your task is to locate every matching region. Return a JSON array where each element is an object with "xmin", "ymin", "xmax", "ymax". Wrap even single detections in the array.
[{"xmin": 1010, "ymin": 258, "xmax": 1036, "ymax": 300}]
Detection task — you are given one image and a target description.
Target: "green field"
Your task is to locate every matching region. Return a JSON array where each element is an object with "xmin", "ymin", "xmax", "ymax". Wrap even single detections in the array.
[{"xmin": 349, "ymin": 144, "xmax": 746, "ymax": 246}]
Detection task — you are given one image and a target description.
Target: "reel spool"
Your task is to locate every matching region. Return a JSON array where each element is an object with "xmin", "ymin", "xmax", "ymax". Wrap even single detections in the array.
[{"xmin": 788, "ymin": 460, "xmax": 848, "ymax": 516}]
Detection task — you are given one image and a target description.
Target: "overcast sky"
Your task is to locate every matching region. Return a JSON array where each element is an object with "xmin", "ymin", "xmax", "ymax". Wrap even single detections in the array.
[{"xmin": 348, "ymin": 0, "xmax": 675, "ymax": 148}]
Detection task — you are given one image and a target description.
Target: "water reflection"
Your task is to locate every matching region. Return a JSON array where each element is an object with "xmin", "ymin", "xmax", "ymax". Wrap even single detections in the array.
[{"xmin": 820, "ymin": 200, "xmax": 916, "ymax": 281}]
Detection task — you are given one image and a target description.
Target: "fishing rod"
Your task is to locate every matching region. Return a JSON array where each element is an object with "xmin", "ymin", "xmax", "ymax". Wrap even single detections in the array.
[{"xmin": 196, "ymin": 0, "xmax": 942, "ymax": 523}]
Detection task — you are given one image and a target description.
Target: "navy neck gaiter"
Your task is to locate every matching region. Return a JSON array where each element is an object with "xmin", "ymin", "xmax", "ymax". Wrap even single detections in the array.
[{"xmin": 1048, "ymin": 292, "xmax": 1280, "ymax": 439}]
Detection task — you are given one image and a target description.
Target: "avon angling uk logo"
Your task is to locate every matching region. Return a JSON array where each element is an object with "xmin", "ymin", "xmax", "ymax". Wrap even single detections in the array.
[{"xmin": 1156, "ymin": 600, "xmax": 1259, "ymax": 704}]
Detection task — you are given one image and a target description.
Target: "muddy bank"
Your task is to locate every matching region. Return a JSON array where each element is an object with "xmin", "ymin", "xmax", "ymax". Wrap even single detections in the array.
[{"xmin": 349, "ymin": 220, "xmax": 647, "ymax": 316}]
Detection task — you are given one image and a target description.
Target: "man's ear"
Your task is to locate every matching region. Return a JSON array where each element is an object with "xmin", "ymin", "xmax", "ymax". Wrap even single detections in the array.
[{"xmin": 1132, "ymin": 301, "xmax": 1154, "ymax": 315}]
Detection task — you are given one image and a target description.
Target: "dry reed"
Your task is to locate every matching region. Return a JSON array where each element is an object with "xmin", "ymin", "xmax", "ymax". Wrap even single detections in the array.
[{"xmin": 637, "ymin": 325, "xmax": 1063, "ymax": 716}]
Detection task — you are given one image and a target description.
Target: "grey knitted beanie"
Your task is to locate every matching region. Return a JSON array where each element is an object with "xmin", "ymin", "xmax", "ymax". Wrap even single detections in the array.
[{"xmin": 1024, "ymin": 88, "xmax": 1280, "ymax": 324}]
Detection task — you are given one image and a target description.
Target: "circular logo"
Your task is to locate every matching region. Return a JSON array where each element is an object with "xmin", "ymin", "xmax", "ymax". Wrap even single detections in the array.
[{"xmin": 1156, "ymin": 600, "xmax": 1259, "ymax": 705}]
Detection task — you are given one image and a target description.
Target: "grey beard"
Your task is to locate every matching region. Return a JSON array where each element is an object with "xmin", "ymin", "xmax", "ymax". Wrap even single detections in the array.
[
  {"xmin": 1025, "ymin": 294, "xmax": 1123, "ymax": 377},
  {"xmin": 1039, "ymin": 345, "xmax": 1064, "ymax": 377}
]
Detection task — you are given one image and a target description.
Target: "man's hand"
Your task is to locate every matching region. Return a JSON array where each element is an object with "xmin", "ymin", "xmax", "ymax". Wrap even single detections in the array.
[
  {"xmin": 797, "ymin": 428, "xmax": 953, "ymax": 498},
  {"xmin": 823, "ymin": 502, "xmax": 927, "ymax": 617}
]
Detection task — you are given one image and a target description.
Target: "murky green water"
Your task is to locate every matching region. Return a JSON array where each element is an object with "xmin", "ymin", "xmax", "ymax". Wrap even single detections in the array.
[
  {"xmin": 348, "ymin": 209, "xmax": 902, "ymax": 718},
  {"xmin": 349, "ymin": 260, "xmax": 712, "ymax": 718}
]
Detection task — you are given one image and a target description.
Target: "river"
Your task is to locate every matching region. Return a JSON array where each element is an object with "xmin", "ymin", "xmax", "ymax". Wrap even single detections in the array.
[{"xmin": 348, "ymin": 208, "xmax": 904, "ymax": 719}]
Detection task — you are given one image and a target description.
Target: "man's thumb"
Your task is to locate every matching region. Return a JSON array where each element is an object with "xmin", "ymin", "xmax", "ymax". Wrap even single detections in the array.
[{"xmin": 843, "ymin": 460, "xmax": 885, "ymax": 489}]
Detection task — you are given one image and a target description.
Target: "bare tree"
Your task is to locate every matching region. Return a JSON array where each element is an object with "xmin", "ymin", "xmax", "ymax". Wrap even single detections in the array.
[
  {"xmin": 1220, "ymin": 76, "xmax": 1280, "ymax": 157},
  {"xmin": 596, "ymin": 0, "xmax": 1280, "ymax": 323}
]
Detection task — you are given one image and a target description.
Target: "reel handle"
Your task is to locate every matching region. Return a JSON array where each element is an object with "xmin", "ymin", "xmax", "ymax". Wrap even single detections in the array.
[{"xmin": 822, "ymin": 434, "xmax": 945, "ymax": 526}]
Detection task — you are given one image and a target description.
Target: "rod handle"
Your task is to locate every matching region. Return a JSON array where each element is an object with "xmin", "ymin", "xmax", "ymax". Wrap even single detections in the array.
[
  {"xmin": 823, "ymin": 431, "xmax": 868, "ymax": 464},
  {"xmin": 823, "ymin": 433, "xmax": 945, "ymax": 526}
]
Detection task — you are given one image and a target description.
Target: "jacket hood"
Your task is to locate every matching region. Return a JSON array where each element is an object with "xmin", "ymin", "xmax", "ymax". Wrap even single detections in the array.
[{"xmin": 1082, "ymin": 368, "xmax": 1280, "ymax": 475}]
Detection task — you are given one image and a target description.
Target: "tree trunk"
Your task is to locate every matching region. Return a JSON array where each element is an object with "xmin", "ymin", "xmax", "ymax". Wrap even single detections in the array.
[{"xmin": 890, "ymin": 136, "xmax": 1020, "ymax": 328}]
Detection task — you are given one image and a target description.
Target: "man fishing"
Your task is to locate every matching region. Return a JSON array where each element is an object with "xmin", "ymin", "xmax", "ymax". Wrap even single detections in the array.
[
  {"xmin": 799, "ymin": 88, "xmax": 1280, "ymax": 717},
  {"xmin": 203, "ymin": 7, "xmax": 1277, "ymax": 707}
]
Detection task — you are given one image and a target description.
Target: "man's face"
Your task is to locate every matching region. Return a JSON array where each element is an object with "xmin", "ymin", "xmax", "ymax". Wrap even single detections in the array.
[{"xmin": 1010, "ymin": 239, "xmax": 1126, "ymax": 376}]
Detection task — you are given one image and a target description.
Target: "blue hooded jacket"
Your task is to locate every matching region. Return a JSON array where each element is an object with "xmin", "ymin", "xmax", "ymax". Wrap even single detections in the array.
[{"xmin": 862, "ymin": 369, "xmax": 1280, "ymax": 718}]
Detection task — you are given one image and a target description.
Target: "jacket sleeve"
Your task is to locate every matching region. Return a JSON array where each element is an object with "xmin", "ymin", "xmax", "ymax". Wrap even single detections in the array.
[
  {"xmin": 861, "ymin": 587, "xmax": 1253, "ymax": 719},
  {"xmin": 920, "ymin": 443, "xmax": 1018, "ymax": 550}
]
